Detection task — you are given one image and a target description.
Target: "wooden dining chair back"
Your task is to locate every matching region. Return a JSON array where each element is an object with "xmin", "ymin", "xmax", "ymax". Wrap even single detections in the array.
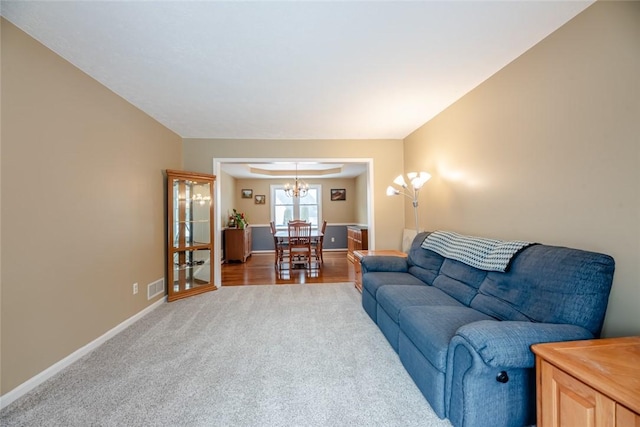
[
  {"xmin": 313, "ymin": 220, "xmax": 328, "ymax": 264},
  {"xmin": 270, "ymin": 221, "xmax": 287, "ymax": 270},
  {"xmin": 288, "ymin": 221, "xmax": 312, "ymax": 269}
]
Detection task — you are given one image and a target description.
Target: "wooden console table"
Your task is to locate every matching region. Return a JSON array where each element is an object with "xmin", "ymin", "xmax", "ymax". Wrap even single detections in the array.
[
  {"xmin": 532, "ymin": 336, "xmax": 640, "ymax": 427},
  {"xmin": 353, "ymin": 249, "xmax": 407, "ymax": 292}
]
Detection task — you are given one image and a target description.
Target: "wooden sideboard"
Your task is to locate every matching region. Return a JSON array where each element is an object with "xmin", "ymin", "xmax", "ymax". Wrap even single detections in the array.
[
  {"xmin": 347, "ymin": 226, "xmax": 368, "ymax": 262},
  {"xmin": 532, "ymin": 337, "xmax": 640, "ymax": 427},
  {"xmin": 224, "ymin": 227, "xmax": 252, "ymax": 262},
  {"xmin": 353, "ymin": 249, "xmax": 407, "ymax": 292}
]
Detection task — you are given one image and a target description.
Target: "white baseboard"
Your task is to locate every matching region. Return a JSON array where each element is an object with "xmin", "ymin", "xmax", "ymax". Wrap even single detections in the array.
[{"xmin": 0, "ymin": 297, "xmax": 166, "ymax": 410}]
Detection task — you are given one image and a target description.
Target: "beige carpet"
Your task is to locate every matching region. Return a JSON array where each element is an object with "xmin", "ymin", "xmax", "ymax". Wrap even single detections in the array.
[{"xmin": 1, "ymin": 283, "xmax": 452, "ymax": 427}]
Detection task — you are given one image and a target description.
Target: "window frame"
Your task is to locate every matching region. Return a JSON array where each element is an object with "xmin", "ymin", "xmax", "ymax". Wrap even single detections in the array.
[{"xmin": 270, "ymin": 184, "xmax": 322, "ymax": 229}]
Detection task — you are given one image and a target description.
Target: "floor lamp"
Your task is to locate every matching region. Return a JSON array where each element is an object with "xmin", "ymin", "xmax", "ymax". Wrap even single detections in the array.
[{"xmin": 386, "ymin": 172, "xmax": 431, "ymax": 232}]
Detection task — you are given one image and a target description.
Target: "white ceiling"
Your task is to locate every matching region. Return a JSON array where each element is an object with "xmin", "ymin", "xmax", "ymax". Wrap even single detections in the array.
[{"xmin": 1, "ymin": 0, "xmax": 594, "ymax": 141}]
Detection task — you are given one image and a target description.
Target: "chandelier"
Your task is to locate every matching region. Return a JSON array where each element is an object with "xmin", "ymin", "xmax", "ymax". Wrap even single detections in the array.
[{"xmin": 284, "ymin": 163, "xmax": 309, "ymax": 198}]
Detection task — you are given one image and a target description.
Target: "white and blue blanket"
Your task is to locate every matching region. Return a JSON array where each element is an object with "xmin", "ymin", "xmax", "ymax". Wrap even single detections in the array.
[{"xmin": 421, "ymin": 230, "xmax": 534, "ymax": 272}]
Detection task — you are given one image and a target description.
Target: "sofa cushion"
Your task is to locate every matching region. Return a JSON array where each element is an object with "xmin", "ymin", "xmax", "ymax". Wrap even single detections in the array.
[
  {"xmin": 432, "ymin": 258, "xmax": 487, "ymax": 305},
  {"xmin": 399, "ymin": 306, "xmax": 495, "ymax": 372},
  {"xmin": 471, "ymin": 244, "xmax": 615, "ymax": 335},
  {"xmin": 362, "ymin": 272, "xmax": 426, "ymax": 299},
  {"xmin": 377, "ymin": 285, "xmax": 463, "ymax": 323}
]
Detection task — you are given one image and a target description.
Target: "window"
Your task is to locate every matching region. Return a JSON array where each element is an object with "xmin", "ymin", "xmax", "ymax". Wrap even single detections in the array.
[{"xmin": 271, "ymin": 185, "xmax": 321, "ymax": 228}]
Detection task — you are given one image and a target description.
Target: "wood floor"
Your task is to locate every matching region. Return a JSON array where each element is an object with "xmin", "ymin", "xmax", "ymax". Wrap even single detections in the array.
[{"xmin": 221, "ymin": 250, "xmax": 356, "ymax": 285}]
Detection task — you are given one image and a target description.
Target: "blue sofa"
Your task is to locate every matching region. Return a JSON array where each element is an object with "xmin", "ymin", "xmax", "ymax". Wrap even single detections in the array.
[{"xmin": 361, "ymin": 231, "xmax": 615, "ymax": 427}]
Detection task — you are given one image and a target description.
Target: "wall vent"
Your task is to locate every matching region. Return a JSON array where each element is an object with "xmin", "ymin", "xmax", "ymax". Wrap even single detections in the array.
[{"xmin": 147, "ymin": 278, "xmax": 165, "ymax": 300}]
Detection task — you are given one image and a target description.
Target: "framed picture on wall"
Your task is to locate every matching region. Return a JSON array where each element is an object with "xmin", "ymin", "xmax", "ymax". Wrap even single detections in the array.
[
  {"xmin": 331, "ymin": 189, "xmax": 346, "ymax": 201},
  {"xmin": 241, "ymin": 189, "xmax": 253, "ymax": 199},
  {"xmin": 255, "ymin": 195, "xmax": 266, "ymax": 204}
]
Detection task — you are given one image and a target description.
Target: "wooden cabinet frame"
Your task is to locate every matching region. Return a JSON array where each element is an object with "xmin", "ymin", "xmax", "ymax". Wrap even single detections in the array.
[{"xmin": 533, "ymin": 337, "xmax": 640, "ymax": 427}]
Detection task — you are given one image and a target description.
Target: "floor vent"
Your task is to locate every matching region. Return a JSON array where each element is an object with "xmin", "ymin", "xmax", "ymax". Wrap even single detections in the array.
[{"xmin": 147, "ymin": 278, "xmax": 165, "ymax": 300}]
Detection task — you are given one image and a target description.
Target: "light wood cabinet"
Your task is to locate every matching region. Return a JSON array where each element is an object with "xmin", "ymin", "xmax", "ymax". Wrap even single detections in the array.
[
  {"xmin": 347, "ymin": 226, "xmax": 368, "ymax": 262},
  {"xmin": 532, "ymin": 337, "xmax": 640, "ymax": 427},
  {"xmin": 166, "ymin": 170, "xmax": 216, "ymax": 302},
  {"xmin": 225, "ymin": 227, "xmax": 252, "ymax": 262}
]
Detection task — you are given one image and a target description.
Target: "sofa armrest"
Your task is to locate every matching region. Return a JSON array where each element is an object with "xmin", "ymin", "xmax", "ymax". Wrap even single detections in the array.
[
  {"xmin": 452, "ymin": 320, "xmax": 594, "ymax": 369},
  {"xmin": 361, "ymin": 256, "xmax": 409, "ymax": 274}
]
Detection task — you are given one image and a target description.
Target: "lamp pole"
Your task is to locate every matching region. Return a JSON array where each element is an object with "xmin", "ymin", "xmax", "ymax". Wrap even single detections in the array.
[{"xmin": 412, "ymin": 197, "xmax": 420, "ymax": 233}]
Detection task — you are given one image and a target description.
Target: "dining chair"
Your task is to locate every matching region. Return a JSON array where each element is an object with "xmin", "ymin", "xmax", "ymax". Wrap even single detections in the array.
[
  {"xmin": 288, "ymin": 221, "xmax": 312, "ymax": 269},
  {"xmin": 270, "ymin": 221, "xmax": 287, "ymax": 270},
  {"xmin": 313, "ymin": 220, "xmax": 327, "ymax": 264}
]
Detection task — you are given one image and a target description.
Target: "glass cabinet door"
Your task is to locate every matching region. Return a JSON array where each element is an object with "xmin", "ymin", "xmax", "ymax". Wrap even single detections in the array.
[
  {"xmin": 166, "ymin": 170, "xmax": 216, "ymax": 301},
  {"xmin": 171, "ymin": 249, "xmax": 211, "ymax": 293},
  {"xmin": 172, "ymin": 179, "xmax": 211, "ymax": 248}
]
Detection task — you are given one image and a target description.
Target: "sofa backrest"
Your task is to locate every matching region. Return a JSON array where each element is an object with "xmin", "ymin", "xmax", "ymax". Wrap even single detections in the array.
[
  {"xmin": 407, "ymin": 232, "xmax": 615, "ymax": 336},
  {"xmin": 432, "ymin": 259, "xmax": 487, "ymax": 305},
  {"xmin": 409, "ymin": 232, "xmax": 487, "ymax": 306},
  {"xmin": 407, "ymin": 232, "xmax": 445, "ymax": 284},
  {"xmin": 470, "ymin": 244, "xmax": 615, "ymax": 336}
]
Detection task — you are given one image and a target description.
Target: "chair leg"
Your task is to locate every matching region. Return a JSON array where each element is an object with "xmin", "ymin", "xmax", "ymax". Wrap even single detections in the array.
[
  {"xmin": 313, "ymin": 246, "xmax": 322, "ymax": 264},
  {"xmin": 276, "ymin": 248, "xmax": 283, "ymax": 271},
  {"xmin": 275, "ymin": 244, "xmax": 282, "ymax": 270}
]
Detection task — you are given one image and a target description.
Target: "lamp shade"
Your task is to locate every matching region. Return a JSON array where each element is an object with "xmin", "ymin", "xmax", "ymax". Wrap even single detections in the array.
[
  {"xmin": 393, "ymin": 175, "xmax": 408, "ymax": 188},
  {"xmin": 411, "ymin": 171, "xmax": 431, "ymax": 189},
  {"xmin": 386, "ymin": 186, "xmax": 400, "ymax": 196}
]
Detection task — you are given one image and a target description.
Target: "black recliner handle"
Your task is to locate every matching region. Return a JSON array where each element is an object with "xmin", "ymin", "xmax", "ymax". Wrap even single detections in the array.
[{"xmin": 496, "ymin": 371, "xmax": 509, "ymax": 383}]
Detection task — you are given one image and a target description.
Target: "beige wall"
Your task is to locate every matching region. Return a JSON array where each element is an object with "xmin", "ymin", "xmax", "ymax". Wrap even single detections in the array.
[
  {"xmin": 183, "ymin": 139, "xmax": 406, "ymax": 249},
  {"xmin": 404, "ymin": 1, "xmax": 640, "ymax": 338},
  {"xmin": 354, "ymin": 173, "xmax": 369, "ymax": 225},
  {"xmin": 0, "ymin": 20, "xmax": 182, "ymax": 394},
  {"xmin": 218, "ymin": 170, "xmax": 236, "ymax": 234},
  {"xmin": 225, "ymin": 177, "xmax": 360, "ymax": 226}
]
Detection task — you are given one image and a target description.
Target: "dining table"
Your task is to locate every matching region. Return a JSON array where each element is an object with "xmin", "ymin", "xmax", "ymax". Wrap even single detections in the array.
[
  {"xmin": 273, "ymin": 229, "xmax": 324, "ymax": 269},
  {"xmin": 273, "ymin": 229, "xmax": 324, "ymax": 240}
]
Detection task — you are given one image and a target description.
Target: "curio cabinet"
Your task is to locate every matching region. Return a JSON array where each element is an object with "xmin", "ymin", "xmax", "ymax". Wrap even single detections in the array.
[{"xmin": 166, "ymin": 170, "xmax": 216, "ymax": 301}]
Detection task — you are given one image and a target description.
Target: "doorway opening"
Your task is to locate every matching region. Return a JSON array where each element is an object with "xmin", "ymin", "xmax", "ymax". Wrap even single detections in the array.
[{"xmin": 212, "ymin": 157, "xmax": 375, "ymax": 286}]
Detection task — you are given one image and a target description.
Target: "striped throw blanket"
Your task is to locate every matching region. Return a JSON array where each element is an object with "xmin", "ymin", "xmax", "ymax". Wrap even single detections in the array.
[{"xmin": 421, "ymin": 230, "xmax": 534, "ymax": 272}]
